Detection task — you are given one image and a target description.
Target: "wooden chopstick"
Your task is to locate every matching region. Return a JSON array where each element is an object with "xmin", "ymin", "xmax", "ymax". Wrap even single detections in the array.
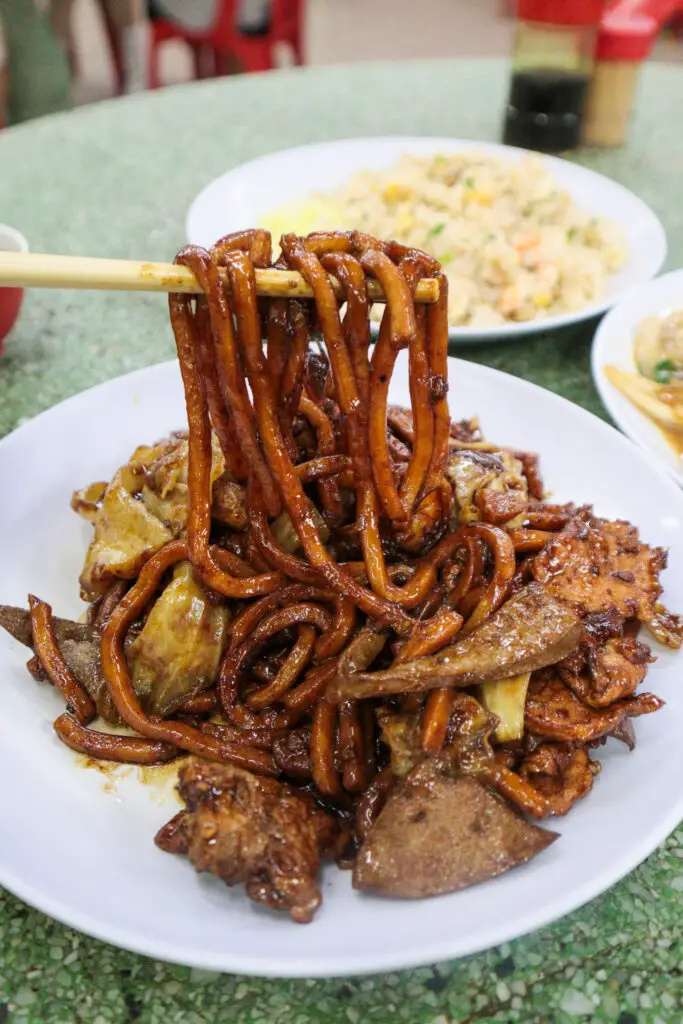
[{"xmin": 0, "ymin": 251, "xmax": 440, "ymax": 304}]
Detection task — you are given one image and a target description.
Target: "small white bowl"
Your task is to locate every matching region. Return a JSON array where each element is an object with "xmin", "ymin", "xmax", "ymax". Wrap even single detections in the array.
[
  {"xmin": 592, "ymin": 267, "xmax": 683, "ymax": 486},
  {"xmin": 0, "ymin": 223, "xmax": 29, "ymax": 348},
  {"xmin": 0, "ymin": 223, "xmax": 29, "ymax": 254}
]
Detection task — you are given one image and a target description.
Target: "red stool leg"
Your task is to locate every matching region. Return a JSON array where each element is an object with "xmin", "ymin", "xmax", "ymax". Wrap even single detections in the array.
[{"xmin": 232, "ymin": 39, "xmax": 274, "ymax": 73}]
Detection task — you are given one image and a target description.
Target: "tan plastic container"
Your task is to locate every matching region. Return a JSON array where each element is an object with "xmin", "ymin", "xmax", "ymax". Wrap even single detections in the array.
[{"xmin": 583, "ymin": 13, "xmax": 657, "ymax": 147}]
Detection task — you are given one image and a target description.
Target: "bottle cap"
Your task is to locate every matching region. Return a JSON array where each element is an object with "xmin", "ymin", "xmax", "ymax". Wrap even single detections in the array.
[
  {"xmin": 595, "ymin": 12, "xmax": 658, "ymax": 59},
  {"xmin": 518, "ymin": 0, "xmax": 605, "ymax": 26}
]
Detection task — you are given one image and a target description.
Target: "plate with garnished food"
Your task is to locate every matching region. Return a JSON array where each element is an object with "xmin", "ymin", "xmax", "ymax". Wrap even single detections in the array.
[
  {"xmin": 1, "ymin": 231, "xmax": 682, "ymax": 977},
  {"xmin": 187, "ymin": 137, "xmax": 666, "ymax": 342},
  {"xmin": 593, "ymin": 267, "xmax": 683, "ymax": 487}
]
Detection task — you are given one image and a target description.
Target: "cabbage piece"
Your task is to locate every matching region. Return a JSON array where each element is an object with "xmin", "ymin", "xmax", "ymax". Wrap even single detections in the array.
[
  {"xmin": 127, "ymin": 561, "xmax": 229, "ymax": 716},
  {"xmin": 480, "ymin": 672, "xmax": 531, "ymax": 743},
  {"xmin": 79, "ymin": 480, "xmax": 173, "ymax": 600},
  {"xmin": 376, "ymin": 707, "xmax": 422, "ymax": 778},
  {"xmin": 271, "ymin": 507, "xmax": 330, "ymax": 552},
  {"xmin": 78, "ymin": 435, "xmax": 225, "ymax": 600}
]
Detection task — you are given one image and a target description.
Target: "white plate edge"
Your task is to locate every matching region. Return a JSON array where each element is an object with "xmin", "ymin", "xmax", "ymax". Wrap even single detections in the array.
[{"xmin": 1, "ymin": 356, "xmax": 683, "ymax": 977}]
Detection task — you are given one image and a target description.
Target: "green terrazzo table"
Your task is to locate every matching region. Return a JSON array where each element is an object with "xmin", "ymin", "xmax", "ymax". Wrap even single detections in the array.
[{"xmin": 0, "ymin": 58, "xmax": 682, "ymax": 1024}]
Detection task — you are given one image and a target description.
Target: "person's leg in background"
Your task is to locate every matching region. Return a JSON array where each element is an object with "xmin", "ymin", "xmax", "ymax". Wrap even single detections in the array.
[
  {"xmin": 0, "ymin": 0, "xmax": 71, "ymax": 124},
  {"xmin": 48, "ymin": 0, "xmax": 78, "ymax": 76},
  {"xmin": 50, "ymin": 0, "xmax": 147, "ymax": 95},
  {"xmin": 48, "ymin": 0, "xmax": 73, "ymax": 43},
  {"xmin": 101, "ymin": 0, "xmax": 147, "ymax": 93}
]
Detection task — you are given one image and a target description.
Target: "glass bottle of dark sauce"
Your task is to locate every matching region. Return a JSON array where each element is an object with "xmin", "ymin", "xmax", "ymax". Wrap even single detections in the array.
[{"xmin": 503, "ymin": 0, "xmax": 604, "ymax": 154}]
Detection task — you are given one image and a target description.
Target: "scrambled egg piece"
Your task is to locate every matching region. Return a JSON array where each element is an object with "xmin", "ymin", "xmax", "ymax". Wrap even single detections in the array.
[{"xmin": 259, "ymin": 198, "xmax": 341, "ymax": 247}]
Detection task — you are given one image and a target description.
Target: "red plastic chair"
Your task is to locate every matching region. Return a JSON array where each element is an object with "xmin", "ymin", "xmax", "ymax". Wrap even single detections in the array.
[{"xmin": 148, "ymin": 0, "xmax": 304, "ymax": 89}]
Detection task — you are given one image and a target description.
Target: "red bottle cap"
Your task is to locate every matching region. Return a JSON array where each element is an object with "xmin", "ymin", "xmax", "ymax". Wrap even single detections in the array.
[
  {"xmin": 605, "ymin": 0, "xmax": 683, "ymax": 30},
  {"xmin": 595, "ymin": 12, "xmax": 657, "ymax": 59},
  {"xmin": 518, "ymin": 0, "xmax": 605, "ymax": 25}
]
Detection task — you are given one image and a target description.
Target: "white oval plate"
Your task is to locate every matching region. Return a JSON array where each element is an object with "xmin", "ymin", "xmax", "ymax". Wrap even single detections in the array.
[
  {"xmin": 592, "ymin": 267, "xmax": 683, "ymax": 487},
  {"xmin": 186, "ymin": 137, "xmax": 666, "ymax": 344},
  {"xmin": 1, "ymin": 358, "xmax": 682, "ymax": 977}
]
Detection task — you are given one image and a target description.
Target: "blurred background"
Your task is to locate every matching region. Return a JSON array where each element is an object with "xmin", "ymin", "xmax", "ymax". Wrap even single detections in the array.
[{"xmin": 1, "ymin": 0, "xmax": 682, "ymax": 126}]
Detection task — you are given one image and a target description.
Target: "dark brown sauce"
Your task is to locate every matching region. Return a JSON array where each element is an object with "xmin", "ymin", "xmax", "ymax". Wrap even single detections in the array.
[{"xmin": 503, "ymin": 69, "xmax": 589, "ymax": 153}]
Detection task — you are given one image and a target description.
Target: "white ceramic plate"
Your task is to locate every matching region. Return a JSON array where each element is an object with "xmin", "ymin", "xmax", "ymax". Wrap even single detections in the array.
[
  {"xmin": 185, "ymin": 137, "xmax": 667, "ymax": 343},
  {"xmin": 1, "ymin": 358, "xmax": 682, "ymax": 977},
  {"xmin": 593, "ymin": 268, "xmax": 683, "ymax": 487}
]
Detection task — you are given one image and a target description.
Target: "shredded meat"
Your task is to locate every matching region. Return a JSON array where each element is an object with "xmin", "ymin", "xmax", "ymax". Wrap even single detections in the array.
[
  {"xmin": 386, "ymin": 431, "xmax": 412, "ymax": 466},
  {"xmin": 512, "ymin": 450, "xmax": 544, "ymax": 501},
  {"xmin": 389, "ymin": 405, "xmax": 484, "ymax": 447},
  {"xmin": 450, "ymin": 418, "xmax": 484, "ymax": 444},
  {"xmin": 155, "ymin": 758, "xmax": 338, "ymax": 923},
  {"xmin": 211, "ymin": 475, "xmax": 247, "ymax": 529},
  {"xmin": 519, "ymin": 743, "xmax": 598, "ymax": 816},
  {"xmin": 386, "ymin": 405, "xmax": 416, "ymax": 445},
  {"xmin": 532, "ymin": 507, "xmax": 682, "ymax": 647},
  {"xmin": 272, "ymin": 726, "xmax": 313, "ymax": 781},
  {"xmin": 525, "ymin": 670, "xmax": 663, "ymax": 743}
]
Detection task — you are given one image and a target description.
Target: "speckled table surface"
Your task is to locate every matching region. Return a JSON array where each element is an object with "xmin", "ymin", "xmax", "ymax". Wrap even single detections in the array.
[{"xmin": 1, "ymin": 58, "xmax": 682, "ymax": 1024}]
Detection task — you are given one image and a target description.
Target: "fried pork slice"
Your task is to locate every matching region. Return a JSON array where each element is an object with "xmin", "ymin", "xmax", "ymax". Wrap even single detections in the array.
[
  {"xmin": 525, "ymin": 670, "xmax": 663, "ymax": 743},
  {"xmin": 387, "ymin": 404, "xmax": 483, "ymax": 447},
  {"xmin": 386, "ymin": 405, "xmax": 417, "ymax": 445},
  {"xmin": 559, "ymin": 636, "xmax": 653, "ymax": 708},
  {"xmin": 353, "ymin": 762, "xmax": 557, "ymax": 898},
  {"xmin": 519, "ymin": 744, "xmax": 598, "ymax": 816},
  {"xmin": 556, "ymin": 609, "xmax": 625, "ymax": 677},
  {"xmin": 531, "ymin": 507, "xmax": 683, "ymax": 647},
  {"xmin": 155, "ymin": 759, "xmax": 338, "ymax": 923}
]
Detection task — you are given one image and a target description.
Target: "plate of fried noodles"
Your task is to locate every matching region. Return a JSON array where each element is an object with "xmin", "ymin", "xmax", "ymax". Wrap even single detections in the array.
[
  {"xmin": 0, "ymin": 230, "xmax": 682, "ymax": 977},
  {"xmin": 186, "ymin": 138, "xmax": 666, "ymax": 341}
]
